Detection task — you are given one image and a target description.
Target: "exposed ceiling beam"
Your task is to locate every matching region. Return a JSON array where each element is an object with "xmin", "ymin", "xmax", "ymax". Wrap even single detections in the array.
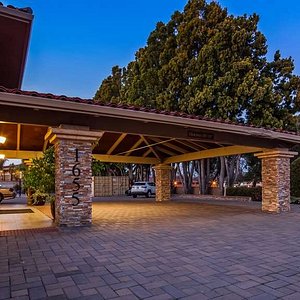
[
  {"xmin": 155, "ymin": 146, "xmax": 177, "ymax": 156},
  {"xmin": 0, "ymin": 150, "xmax": 43, "ymax": 159},
  {"xmin": 176, "ymin": 139, "xmax": 208, "ymax": 151},
  {"xmin": 93, "ymin": 154, "xmax": 160, "ymax": 165},
  {"xmin": 16, "ymin": 123, "xmax": 21, "ymax": 151},
  {"xmin": 107, "ymin": 133, "xmax": 127, "ymax": 155},
  {"xmin": 150, "ymin": 137, "xmax": 187, "ymax": 154},
  {"xmin": 43, "ymin": 140, "xmax": 48, "ymax": 152},
  {"xmin": 140, "ymin": 135, "xmax": 161, "ymax": 160},
  {"xmin": 142, "ymin": 148, "xmax": 152, "ymax": 158},
  {"xmin": 125, "ymin": 137, "xmax": 143, "ymax": 156},
  {"xmin": 43, "ymin": 127, "xmax": 50, "ymax": 152},
  {"xmin": 0, "ymin": 149, "xmax": 161, "ymax": 165},
  {"xmin": 162, "ymin": 146, "xmax": 264, "ymax": 164}
]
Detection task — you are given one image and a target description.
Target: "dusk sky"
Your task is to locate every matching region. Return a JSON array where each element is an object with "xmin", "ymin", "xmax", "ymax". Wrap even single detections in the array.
[{"xmin": 5, "ymin": 0, "xmax": 300, "ymax": 98}]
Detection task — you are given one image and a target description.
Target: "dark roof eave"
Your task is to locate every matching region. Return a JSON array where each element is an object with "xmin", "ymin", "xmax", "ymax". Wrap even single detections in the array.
[
  {"xmin": 0, "ymin": 87, "xmax": 299, "ymax": 145},
  {"xmin": 0, "ymin": 3, "xmax": 33, "ymax": 20}
]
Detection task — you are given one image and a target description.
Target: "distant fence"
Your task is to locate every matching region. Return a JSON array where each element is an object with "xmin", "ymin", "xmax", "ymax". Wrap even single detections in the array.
[{"xmin": 93, "ymin": 176, "xmax": 129, "ymax": 197}]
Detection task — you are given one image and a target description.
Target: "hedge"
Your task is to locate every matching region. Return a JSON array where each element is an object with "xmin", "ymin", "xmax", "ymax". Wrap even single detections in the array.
[
  {"xmin": 226, "ymin": 186, "xmax": 262, "ymax": 201},
  {"xmin": 291, "ymin": 157, "xmax": 300, "ymax": 197}
]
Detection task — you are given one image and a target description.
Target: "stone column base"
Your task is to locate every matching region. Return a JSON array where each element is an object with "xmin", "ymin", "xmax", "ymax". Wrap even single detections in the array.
[
  {"xmin": 154, "ymin": 164, "xmax": 172, "ymax": 201},
  {"xmin": 256, "ymin": 150, "xmax": 297, "ymax": 213},
  {"xmin": 47, "ymin": 126, "xmax": 103, "ymax": 227}
]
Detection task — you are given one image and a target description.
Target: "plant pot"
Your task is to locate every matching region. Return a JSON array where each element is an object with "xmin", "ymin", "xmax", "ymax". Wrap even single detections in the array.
[
  {"xmin": 34, "ymin": 195, "xmax": 46, "ymax": 206},
  {"xmin": 27, "ymin": 188, "xmax": 35, "ymax": 205}
]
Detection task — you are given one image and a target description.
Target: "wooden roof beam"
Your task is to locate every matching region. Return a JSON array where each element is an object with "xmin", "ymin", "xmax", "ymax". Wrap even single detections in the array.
[
  {"xmin": 125, "ymin": 137, "xmax": 144, "ymax": 156},
  {"xmin": 162, "ymin": 145, "xmax": 265, "ymax": 164},
  {"xmin": 16, "ymin": 123, "xmax": 21, "ymax": 151},
  {"xmin": 140, "ymin": 135, "xmax": 161, "ymax": 160},
  {"xmin": 0, "ymin": 150, "xmax": 43, "ymax": 159},
  {"xmin": 155, "ymin": 146, "xmax": 177, "ymax": 156},
  {"xmin": 107, "ymin": 133, "xmax": 127, "ymax": 155},
  {"xmin": 142, "ymin": 148, "xmax": 152, "ymax": 158},
  {"xmin": 175, "ymin": 139, "xmax": 208, "ymax": 151},
  {"xmin": 150, "ymin": 137, "xmax": 188, "ymax": 154},
  {"xmin": 93, "ymin": 154, "xmax": 159, "ymax": 165}
]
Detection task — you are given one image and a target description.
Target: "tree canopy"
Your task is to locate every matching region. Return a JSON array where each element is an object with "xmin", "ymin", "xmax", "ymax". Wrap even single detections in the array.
[{"xmin": 95, "ymin": 0, "xmax": 300, "ymax": 130}]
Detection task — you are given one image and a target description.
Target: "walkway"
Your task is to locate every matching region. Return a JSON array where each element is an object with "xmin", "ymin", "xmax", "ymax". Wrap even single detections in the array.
[
  {"xmin": 0, "ymin": 197, "xmax": 53, "ymax": 231},
  {"xmin": 1, "ymin": 199, "xmax": 300, "ymax": 299}
]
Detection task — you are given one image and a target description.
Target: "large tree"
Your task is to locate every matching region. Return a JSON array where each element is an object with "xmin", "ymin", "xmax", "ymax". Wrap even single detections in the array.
[
  {"xmin": 95, "ymin": 0, "xmax": 300, "ymax": 129},
  {"xmin": 94, "ymin": 0, "xmax": 300, "ymax": 193}
]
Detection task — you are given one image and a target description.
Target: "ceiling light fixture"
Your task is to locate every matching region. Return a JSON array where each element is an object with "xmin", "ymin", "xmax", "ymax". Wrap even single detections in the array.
[
  {"xmin": 0, "ymin": 136, "xmax": 6, "ymax": 144},
  {"xmin": 0, "ymin": 154, "xmax": 5, "ymax": 159}
]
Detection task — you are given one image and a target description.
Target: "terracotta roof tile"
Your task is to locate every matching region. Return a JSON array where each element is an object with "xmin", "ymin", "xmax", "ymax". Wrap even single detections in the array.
[
  {"xmin": 0, "ymin": 85, "xmax": 298, "ymax": 136},
  {"xmin": 0, "ymin": 2, "xmax": 33, "ymax": 14}
]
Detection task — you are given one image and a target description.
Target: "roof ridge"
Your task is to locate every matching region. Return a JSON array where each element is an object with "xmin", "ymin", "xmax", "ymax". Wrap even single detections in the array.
[
  {"xmin": 0, "ymin": 2, "xmax": 33, "ymax": 14},
  {"xmin": 0, "ymin": 85, "xmax": 298, "ymax": 136}
]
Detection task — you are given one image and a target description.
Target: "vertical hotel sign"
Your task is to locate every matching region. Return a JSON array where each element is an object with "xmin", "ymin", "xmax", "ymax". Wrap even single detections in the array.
[{"xmin": 72, "ymin": 148, "xmax": 81, "ymax": 206}]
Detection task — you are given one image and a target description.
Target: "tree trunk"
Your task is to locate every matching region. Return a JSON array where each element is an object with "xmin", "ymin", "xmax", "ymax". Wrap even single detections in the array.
[
  {"xmin": 152, "ymin": 166, "xmax": 156, "ymax": 183},
  {"xmin": 128, "ymin": 164, "xmax": 133, "ymax": 186},
  {"xmin": 197, "ymin": 160, "xmax": 202, "ymax": 194},
  {"xmin": 178, "ymin": 162, "xmax": 193, "ymax": 194},
  {"xmin": 219, "ymin": 156, "xmax": 225, "ymax": 194},
  {"xmin": 206, "ymin": 158, "xmax": 210, "ymax": 194},
  {"xmin": 200, "ymin": 159, "xmax": 206, "ymax": 195},
  {"xmin": 234, "ymin": 155, "xmax": 241, "ymax": 184},
  {"xmin": 225, "ymin": 156, "xmax": 241, "ymax": 187}
]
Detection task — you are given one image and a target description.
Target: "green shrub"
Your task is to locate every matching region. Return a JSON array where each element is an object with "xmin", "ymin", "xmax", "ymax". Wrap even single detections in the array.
[
  {"xmin": 291, "ymin": 157, "xmax": 300, "ymax": 197},
  {"xmin": 23, "ymin": 147, "xmax": 55, "ymax": 194},
  {"xmin": 291, "ymin": 196, "xmax": 300, "ymax": 204},
  {"xmin": 226, "ymin": 186, "xmax": 262, "ymax": 201}
]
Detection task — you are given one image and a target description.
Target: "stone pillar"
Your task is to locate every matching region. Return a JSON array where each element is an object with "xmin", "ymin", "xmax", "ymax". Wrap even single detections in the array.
[
  {"xmin": 154, "ymin": 164, "xmax": 172, "ymax": 201},
  {"xmin": 255, "ymin": 150, "xmax": 297, "ymax": 213},
  {"xmin": 47, "ymin": 126, "xmax": 103, "ymax": 227}
]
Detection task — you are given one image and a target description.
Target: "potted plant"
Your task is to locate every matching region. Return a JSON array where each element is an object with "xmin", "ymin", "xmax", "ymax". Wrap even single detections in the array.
[{"xmin": 31, "ymin": 190, "xmax": 49, "ymax": 206}]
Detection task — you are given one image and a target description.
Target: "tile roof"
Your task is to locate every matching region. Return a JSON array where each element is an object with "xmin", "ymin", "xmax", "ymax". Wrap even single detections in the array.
[
  {"xmin": 0, "ymin": 2, "xmax": 33, "ymax": 14},
  {"xmin": 0, "ymin": 85, "xmax": 298, "ymax": 136}
]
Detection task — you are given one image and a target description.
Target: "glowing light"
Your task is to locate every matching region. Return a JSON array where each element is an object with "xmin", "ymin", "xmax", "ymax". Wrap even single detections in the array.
[
  {"xmin": 0, "ymin": 136, "xmax": 6, "ymax": 144},
  {"xmin": 0, "ymin": 154, "xmax": 5, "ymax": 160},
  {"xmin": 211, "ymin": 180, "xmax": 218, "ymax": 188}
]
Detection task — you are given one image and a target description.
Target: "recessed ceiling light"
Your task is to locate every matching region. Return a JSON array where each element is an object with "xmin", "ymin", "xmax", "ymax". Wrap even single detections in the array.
[{"xmin": 0, "ymin": 136, "xmax": 6, "ymax": 144}]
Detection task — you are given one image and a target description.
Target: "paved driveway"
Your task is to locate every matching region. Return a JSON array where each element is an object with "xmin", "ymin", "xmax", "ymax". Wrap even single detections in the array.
[{"xmin": 1, "ymin": 199, "xmax": 300, "ymax": 299}]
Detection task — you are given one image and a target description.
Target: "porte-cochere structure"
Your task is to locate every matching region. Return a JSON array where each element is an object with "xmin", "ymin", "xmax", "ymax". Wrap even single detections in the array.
[
  {"xmin": 0, "ymin": 86, "xmax": 299, "ymax": 227},
  {"xmin": 0, "ymin": 4, "xmax": 299, "ymax": 227}
]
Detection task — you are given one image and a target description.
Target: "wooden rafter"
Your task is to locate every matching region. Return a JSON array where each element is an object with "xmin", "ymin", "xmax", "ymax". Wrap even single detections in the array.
[
  {"xmin": 107, "ymin": 133, "xmax": 127, "ymax": 155},
  {"xmin": 142, "ymin": 148, "xmax": 152, "ymax": 158},
  {"xmin": 16, "ymin": 123, "xmax": 21, "ymax": 151},
  {"xmin": 162, "ymin": 146, "xmax": 264, "ymax": 164},
  {"xmin": 149, "ymin": 137, "xmax": 187, "ymax": 154},
  {"xmin": 140, "ymin": 135, "xmax": 161, "ymax": 160},
  {"xmin": 43, "ymin": 128, "xmax": 50, "ymax": 152},
  {"xmin": 155, "ymin": 146, "xmax": 177, "ymax": 156},
  {"xmin": 125, "ymin": 137, "xmax": 144, "ymax": 156},
  {"xmin": 0, "ymin": 150, "xmax": 43, "ymax": 159},
  {"xmin": 176, "ymin": 139, "xmax": 208, "ymax": 151},
  {"xmin": 93, "ymin": 154, "xmax": 159, "ymax": 165}
]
